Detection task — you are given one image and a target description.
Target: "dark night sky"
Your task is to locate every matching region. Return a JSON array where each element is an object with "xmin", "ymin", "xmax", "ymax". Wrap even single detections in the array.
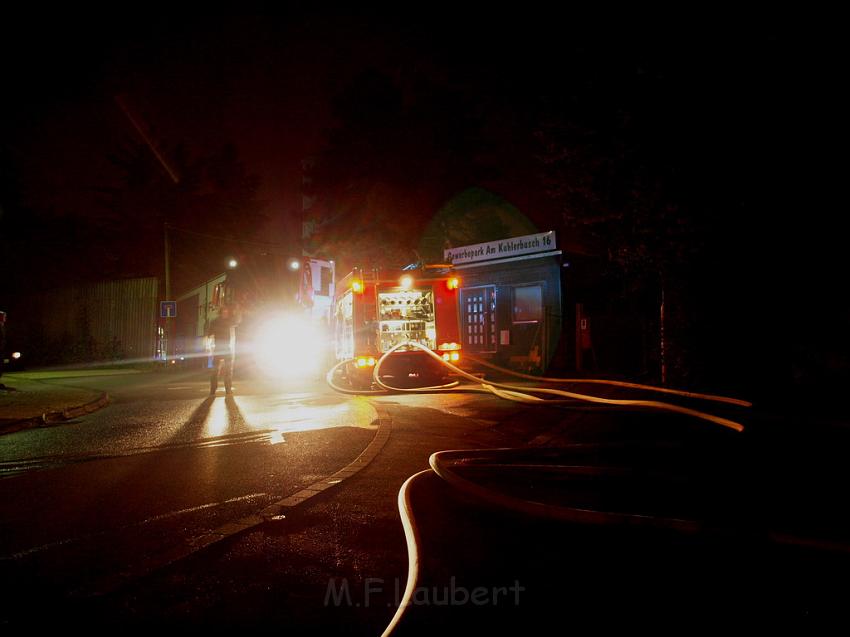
[
  {"xmin": 0, "ymin": 12, "xmax": 814, "ymax": 211},
  {"xmin": 0, "ymin": 8, "xmax": 840, "ymax": 304},
  {"xmin": 2, "ymin": 8, "xmax": 534, "ymax": 227},
  {"xmin": 0, "ymin": 11, "xmax": 804, "ymax": 201},
  {"xmin": 3, "ymin": 10, "xmax": 344, "ymax": 232}
]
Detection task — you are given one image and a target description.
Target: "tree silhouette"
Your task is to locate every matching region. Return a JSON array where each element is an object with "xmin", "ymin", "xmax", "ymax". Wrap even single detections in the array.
[
  {"xmin": 304, "ymin": 68, "xmax": 499, "ymax": 271},
  {"xmin": 98, "ymin": 138, "xmax": 267, "ymax": 291},
  {"xmin": 418, "ymin": 187, "xmax": 539, "ymax": 263}
]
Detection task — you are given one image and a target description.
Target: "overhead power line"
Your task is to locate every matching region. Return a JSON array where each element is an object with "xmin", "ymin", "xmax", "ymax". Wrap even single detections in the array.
[{"xmin": 164, "ymin": 224, "xmax": 289, "ymax": 252}]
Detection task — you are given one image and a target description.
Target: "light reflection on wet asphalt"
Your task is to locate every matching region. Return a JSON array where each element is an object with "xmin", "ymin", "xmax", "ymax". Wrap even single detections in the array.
[{"xmin": 0, "ymin": 379, "xmax": 379, "ymax": 476}]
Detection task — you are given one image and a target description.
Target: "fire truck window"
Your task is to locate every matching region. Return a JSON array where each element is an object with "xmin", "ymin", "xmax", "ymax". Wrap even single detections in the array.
[
  {"xmin": 335, "ymin": 291, "xmax": 354, "ymax": 360},
  {"xmin": 513, "ymin": 285, "xmax": 543, "ymax": 323},
  {"xmin": 320, "ymin": 266, "xmax": 332, "ymax": 296}
]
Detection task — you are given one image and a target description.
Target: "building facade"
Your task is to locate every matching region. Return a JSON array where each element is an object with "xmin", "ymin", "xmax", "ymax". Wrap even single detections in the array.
[{"xmin": 446, "ymin": 231, "xmax": 563, "ymax": 372}]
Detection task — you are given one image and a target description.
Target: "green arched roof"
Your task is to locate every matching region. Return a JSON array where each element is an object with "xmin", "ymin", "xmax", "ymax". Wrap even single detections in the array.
[{"xmin": 418, "ymin": 187, "xmax": 539, "ymax": 262}]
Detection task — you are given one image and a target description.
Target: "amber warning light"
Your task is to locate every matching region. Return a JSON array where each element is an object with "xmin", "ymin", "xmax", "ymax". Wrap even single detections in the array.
[{"xmin": 438, "ymin": 341, "xmax": 461, "ymax": 363}]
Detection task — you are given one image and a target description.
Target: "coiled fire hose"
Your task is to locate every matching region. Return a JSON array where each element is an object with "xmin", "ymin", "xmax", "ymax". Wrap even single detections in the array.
[
  {"xmin": 326, "ymin": 343, "xmax": 757, "ymax": 636},
  {"xmin": 327, "ymin": 341, "xmax": 748, "ymax": 432},
  {"xmin": 325, "ymin": 345, "xmax": 848, "ymax": 635}
]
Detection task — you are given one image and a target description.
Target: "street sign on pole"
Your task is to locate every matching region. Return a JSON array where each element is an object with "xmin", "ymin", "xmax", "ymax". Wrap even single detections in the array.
[{"xmin": 160, "ymin": 301, "xmax": 177, "ymax": 318}]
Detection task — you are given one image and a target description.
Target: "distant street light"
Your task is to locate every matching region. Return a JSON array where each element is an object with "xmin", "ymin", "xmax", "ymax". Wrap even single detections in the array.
[
  {"xmin": 288, "ymin": 258, "xmax": 301, "ymax": 271},
  {"xmin": 228, "ymin": 258, "xmax": 239, "ymax": 269}
]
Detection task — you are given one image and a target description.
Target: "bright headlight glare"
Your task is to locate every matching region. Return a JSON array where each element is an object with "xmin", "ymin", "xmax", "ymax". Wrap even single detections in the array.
[{"xmin": 253, "ymin": 314, "xmax": 326, "ymax": 378}]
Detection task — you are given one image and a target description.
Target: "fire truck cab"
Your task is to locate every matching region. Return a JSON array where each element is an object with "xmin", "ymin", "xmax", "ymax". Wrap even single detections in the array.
[{"xmin": 333, "ymin": 266, "xmax": 462, "ymax": 389}]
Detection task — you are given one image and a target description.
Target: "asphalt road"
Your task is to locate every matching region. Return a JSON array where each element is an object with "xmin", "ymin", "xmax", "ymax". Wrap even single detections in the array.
[
  {"xmin": 0, "ymin": 371, "xmax": 378, "ymax": 617},
  {"xmin": 0, "ymin": 367, "xmax": 553, "ymax": 630},
  {"xmin": 2, "ymin": 368, "xmax": 849, "ymax": 631}
]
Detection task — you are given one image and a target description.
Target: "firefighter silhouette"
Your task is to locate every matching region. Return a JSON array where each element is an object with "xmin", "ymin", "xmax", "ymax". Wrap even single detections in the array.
[{"xmin": 207, "ymin": 305, "xmax": 239, "ymax": 395}]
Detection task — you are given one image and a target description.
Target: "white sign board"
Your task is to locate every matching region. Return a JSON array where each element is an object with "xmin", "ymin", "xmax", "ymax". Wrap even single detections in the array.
[{"xmin": 444, "ymin": 231, "xmax": 557, "ymax": 265}]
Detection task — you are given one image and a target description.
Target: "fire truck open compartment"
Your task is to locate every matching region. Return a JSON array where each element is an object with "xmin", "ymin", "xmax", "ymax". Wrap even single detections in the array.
[{"xmin": 378, "ymin": 288, "xmax": 436, "ymax": 352}]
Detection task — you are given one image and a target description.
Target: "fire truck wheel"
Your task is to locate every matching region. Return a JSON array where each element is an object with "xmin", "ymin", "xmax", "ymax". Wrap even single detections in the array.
[
  {"xmin": 342, "ymin": 362, "xmax": 373, "ymax": 392},
  {"xmin": 350, "ymin": 378, "xmax": 373, "ymax": 392}
]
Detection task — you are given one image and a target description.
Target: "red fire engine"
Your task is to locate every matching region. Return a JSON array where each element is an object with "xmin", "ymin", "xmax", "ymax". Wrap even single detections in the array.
[{"xmin": 332, "ymin": 265, "xmax": 462, "ymax": 389}]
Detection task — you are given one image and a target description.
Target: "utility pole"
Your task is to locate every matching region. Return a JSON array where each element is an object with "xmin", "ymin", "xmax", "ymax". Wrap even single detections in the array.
[
  {"xmin": 164, "ymin": 223, "xmax": 172, "ymax": 365},
  {"xmin": 115, "ymin": 95, "xmax": 179, "ymax": 366},
  {"xmin": 660, "ymin": 282, "xmax": 666, "ymax": 386}
]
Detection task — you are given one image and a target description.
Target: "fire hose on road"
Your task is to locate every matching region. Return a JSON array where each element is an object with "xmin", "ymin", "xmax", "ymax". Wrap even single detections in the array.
[
  {"xmin": 326, "ymin": 340, "xmax": 749, "ymax": 432},
  {"xmin": 325, "ymin": 345, "xmax": 848, "ymax": 634},
  {"xmin": 325, "ymin": 343, "xmax": 759, "ymax": 634}
]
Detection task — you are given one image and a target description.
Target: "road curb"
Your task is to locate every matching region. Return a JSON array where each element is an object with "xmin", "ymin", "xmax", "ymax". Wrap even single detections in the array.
[
  {"xmin": 0, "ymin": 392, "xmax": 110, "ymax": 436},
  {"xmin": 194, "ymin": 403, "xmax": 393, "ymax": 542},
  {"xmin": 80, "ymin": 401, "xmax": 394, "ymax": 597}
]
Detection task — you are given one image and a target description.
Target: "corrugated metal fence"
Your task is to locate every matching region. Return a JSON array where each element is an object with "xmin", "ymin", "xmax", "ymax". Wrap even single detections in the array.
[{"xmin": 29, "ymin": 277, "xmax": 159, "ymax": 361}]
